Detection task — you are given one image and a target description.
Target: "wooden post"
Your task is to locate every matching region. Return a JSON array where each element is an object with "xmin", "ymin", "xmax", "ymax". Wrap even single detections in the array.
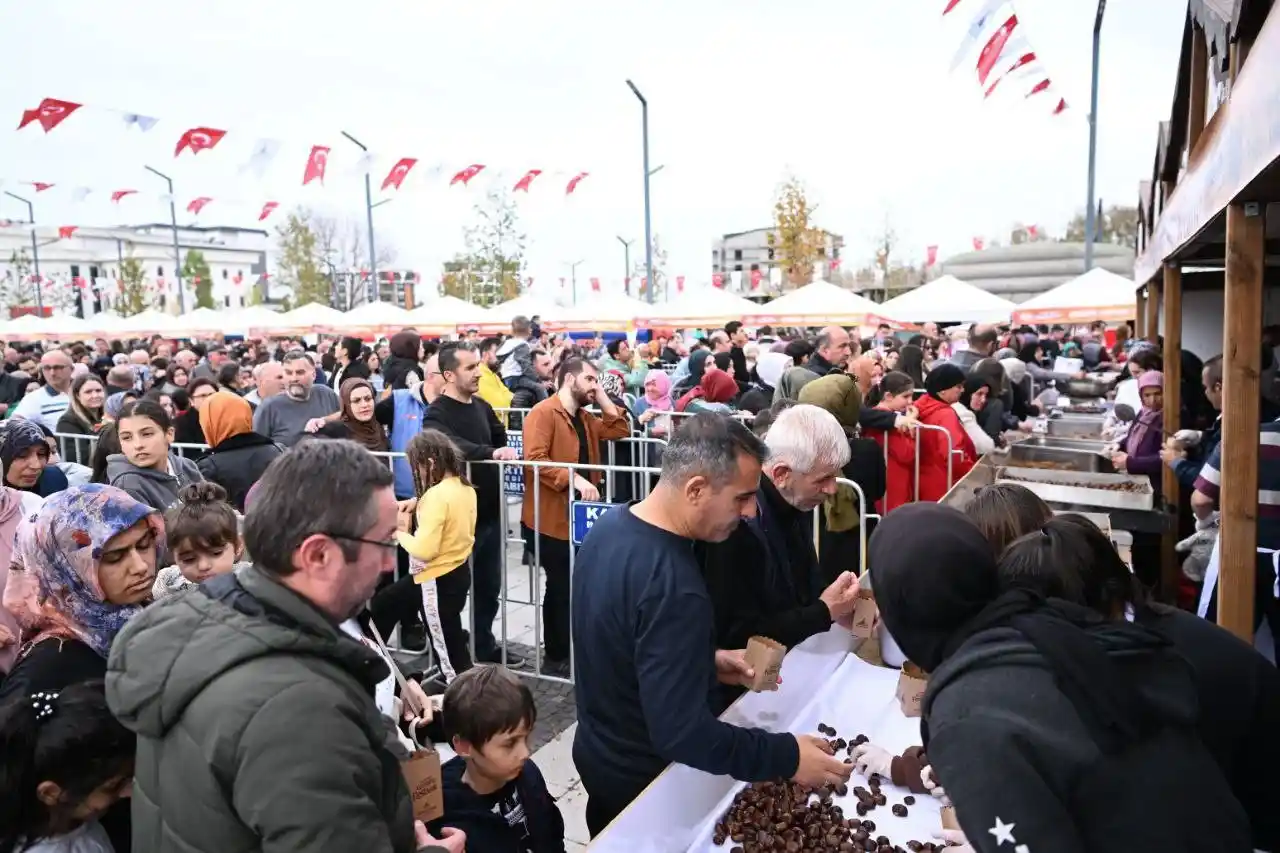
[
  {"xmin": 1161, "ymin": 265, "xmax": 1183, "ymax": 601},
  {"xmin": 1146, "ymin": 279, "xmax": 1161, "ymax": 344},
  {"xmin": 1219, "ymin": 202, "xmax": 1264, "ymax": 642},
  {"xmin": 1188, "ymin": 26, "xmax": 1209, "ymax": 155},
  {"xmin": 1135, "ymin": 289, "xmax": 1147, "ymax": 338}
]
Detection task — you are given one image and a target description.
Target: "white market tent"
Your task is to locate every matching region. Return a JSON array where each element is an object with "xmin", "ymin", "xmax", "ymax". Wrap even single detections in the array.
[
  {"xmin": 556, "ymin": 293, "xmax": 652, "ymax": 332},
  {"xmin": 221, "ymin": 306, "xmax": 283, "ymax": 335},
  {"xmin": 479, "ymin": 294, "xmax": 561, "ymax": 332},
  {"xmin": 744, "ymin": 280, "xmax": 901, "ymax": 328},
  {"xmin": 1010, "ymin": 267, "xmax": 1140, "ymax": 325},
  {"xmin": 3, "ymin": 313, "xmax": 51, "ymax": 339},
  {"xmin": 405, "ymin": 296, "xmax": 493, "ymax": 336},
  {"xmin": 339, "ymin": 301, "xmax": 411, "ymax": 337},
  {"xmin": 167, "ymin": 307, "xmax": 227, "ymax": 338},
  {"xmin": 642, "ymin": 287, "xmax": 763, "ymax": 328},
  {"xmin": 879, "ymin": 275, "xmax": 1017, "ymax": 324},
  {"xmin": 116, "ymin": 309, "xmax": 188, "ymax": 337},
  {"xmin": 39, "ymin": 314, "xmax": 95, "ymax": 339},
  {"xmin": 250, "ymin": 301, "xmax": 347, "ymax": 336}
]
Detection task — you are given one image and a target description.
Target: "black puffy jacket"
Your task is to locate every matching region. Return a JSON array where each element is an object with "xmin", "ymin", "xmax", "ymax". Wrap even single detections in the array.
[{"xmin": 197, "ymin": 431, "xmax": 285, "ymax": 510}]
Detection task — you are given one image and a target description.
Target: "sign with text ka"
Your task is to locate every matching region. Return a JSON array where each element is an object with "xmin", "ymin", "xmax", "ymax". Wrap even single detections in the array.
[{"xmin": 571, "ymin": 501, "xmax": 619, "ymax": 546}]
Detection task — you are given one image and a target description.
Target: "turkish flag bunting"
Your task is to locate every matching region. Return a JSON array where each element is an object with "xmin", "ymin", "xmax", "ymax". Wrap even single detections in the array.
[
  {"xmin": 193, "ymin": 276, "xmax": 202, "ymax": 285},
  {"xmin": 590, "ymin": 277, "xmax": 600, "ymax": 292},
  {"xmin": 1027, "ymin": 79, "xmax": 1052, "ymax": 98},
  {"xmin": 751, "ymin": 269, "xmax": 763, "ymax": 289},
  {"xmin": 565, "ymin": 172, "xmax": 589, "ymax": 195},
  {"xmin": 1027, "ymin": 224, "xmax": 1039, "ymax": 238},
  {"xmin": 1053, "ymin": 98, "xmax": 1068, "ymax": 115},
  {"xmin": 31, "ymin": 182, "xmax": 54, "ymax": 192},
  {"xmin": 712, "ymin": 273, "xmax": 725, "ymax": 289},
  {"xmin": 381, "ymin": 158, "xmax": 418, "ymax": 191},
  {"xmin": 976, "ymin": 15, "xmax": 1018, "ymax": 85},
  {"xmin": 676, "ymin": 275, "xmax": 685, "ymax": 293},
  {"xmin": 57, "ymin": 226, "xmax": 77, "ymax": 239},
  {"xmin": 302, "ymin": 146, "xmax": 330, "ymax": 186},
  {"xmin": 111, "ymin": 189, "xmax": 137, "ymax": 203},
  {"xmin": 258, "ymin": 201, "xmax": 279, "ymax": 221},
  {"xmin": 926, "ymin": 245, "xmax": 939, "ymax": 267},
  {"xmin": 984, "ymin": 53, "xmax": 1036, "ymax": 98},
  {"xmin": 972, "ymin": 237, "xmax": 985, "ymax": 251},
  {"xmin": 233, "ymin": 272, "xmax": 243, "ymax": 285},
  {"xmin": 450, "ymin": 164, "xmax": 486, "ymax": 186},
  {"xmin": 513, "ymin": 169, "xmax": 542, "ymax": 192},
  {"xmin": 360, "ymin": 269, "xmax": 369, "ymax": 282},
  {"xmin": 830, "ymin": 259, "xmax": 840, "ymax": 272},
  {"xmin": 174, "ymin": 127, "xmax": 228, "ymax": 157},
  {"xmin": 74, "ymin": 276, "xmax": 86, "ymax": 289},
  {"xmin": 17, "ymin": 98, "xmax": 81, "ymax": 133},
  {"xmin": 187, "ymin": 197, "xmax": 213, "ymax": 215},
  {"xmin": 942, "ymin": 0, "xmax": 963, "ymax": 13}
]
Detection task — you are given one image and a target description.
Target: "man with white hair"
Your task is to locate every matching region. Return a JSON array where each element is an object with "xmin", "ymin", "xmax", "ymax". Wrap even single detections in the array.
[
  {"xmin": 701, "ymin": 404, "xmax": 862, "ymax": 659},
  {"xmin": 244, "ymin": 361, "xmax": 284, "ymax": 408}
]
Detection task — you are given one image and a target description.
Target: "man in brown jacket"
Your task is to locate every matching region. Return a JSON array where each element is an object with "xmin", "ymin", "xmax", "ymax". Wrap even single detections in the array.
[{"xmin": 521, "ymin": 356, "xmax": 630, "ymax": 674}]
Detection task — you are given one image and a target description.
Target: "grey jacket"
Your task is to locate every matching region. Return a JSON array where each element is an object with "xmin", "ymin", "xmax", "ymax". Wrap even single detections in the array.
[
  {"xmin": 105, "ymin": 453, "xmax": 203, "ymax": 512},
  {"xmin": 107, "ymin": 564, "xmax": 417, "ymax": 853}
]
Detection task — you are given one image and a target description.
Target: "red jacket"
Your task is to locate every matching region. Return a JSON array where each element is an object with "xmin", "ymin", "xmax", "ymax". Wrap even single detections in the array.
[
  {"xmin": 912, "ymin": 396, "xmax": 978, "ymax": 502},
  {"xmin": 866, "ymin": 410, "xmax": 917, "ymax": 514}
]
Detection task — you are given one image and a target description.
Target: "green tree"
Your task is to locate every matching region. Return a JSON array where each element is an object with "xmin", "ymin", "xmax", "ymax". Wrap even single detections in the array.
[
  {"xmin": 182, "ymin": 250, "xmax": 215, "ymax": 309},
  {"xmin": 275, "ymin": 208, "xmax": 331, "ymax": 307},
  {"xmin": 0, "ymin": 249, "xmax": 38, "ymax": 313},
  {"xmin": 768, "ymin": 176, "xmax": 826, "ymax": 287},
  {"xmin": 1064, "ymin": 204, "xmax": 1139, "ymax": 249},
  {"xmin": 247, "ymin": 275, "xmax": 264, "ymax": 306},
  {"xmin": 118, "ymin": 248, "xmax": 151, "ymax": 317},
  {"xmin": 446, "ymin": 189, "xmax": 526, "ymax": 306}
]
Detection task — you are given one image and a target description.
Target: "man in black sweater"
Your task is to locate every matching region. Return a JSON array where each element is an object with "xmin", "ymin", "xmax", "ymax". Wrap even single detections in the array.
[
  {"xmin": 724, "ymin": 320, "xmax": 752, "ymax": 385},
  {"xmin": 423, "ymin": 343, "xmax": 525, "ymax": 668},
  {"xmin": 571, "ymin": 414, "xmax": 852, "ymax": 836}
]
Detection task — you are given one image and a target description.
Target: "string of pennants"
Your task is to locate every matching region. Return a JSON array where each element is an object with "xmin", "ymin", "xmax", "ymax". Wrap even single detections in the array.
[
  {"xmin": 943, "ymin": 0, "xmax": 1067, "ymax": 114},
  {"xmin": 0, "ymin": 264, "xmax": 434, "ymax": 297},
  {"xmin": 13, "ymin": 96, "xmax": 592, "ymax": 196}
]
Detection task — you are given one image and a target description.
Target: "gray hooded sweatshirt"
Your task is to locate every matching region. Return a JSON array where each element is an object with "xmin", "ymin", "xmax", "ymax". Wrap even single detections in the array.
[{"xmin": 105, "ymin": 453, "xmax": 203, "ymax": 512}]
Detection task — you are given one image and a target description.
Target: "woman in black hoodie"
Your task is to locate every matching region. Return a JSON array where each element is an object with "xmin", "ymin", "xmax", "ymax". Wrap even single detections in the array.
[
  {"xmin": 869, "ymin": 503, "xmax": 1251, "ymax": 853},
  {"xmin": 382, "ymin": 331, "xmax": 425, "ymax": 391},
  {"xmin": 999, "ymin": 514, "xmax": 1280, "ymax": 852}
]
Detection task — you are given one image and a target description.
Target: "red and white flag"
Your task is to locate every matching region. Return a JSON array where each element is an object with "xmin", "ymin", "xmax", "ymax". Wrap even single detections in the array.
[
  {"xmin": 174, "ymin": 127, "xmax": 227, "ymax": 157},
  {"xmin": 30, "ymin": 182, "xmax": 54, "ymax": 193},
  {"xmin": 565, "ymin": 172, "xmax": 589, "ymax": 195},
  {"xmin": 187, "ymin": 197, "xmax": 213, "ymax": 215},
  {"xmin": 750, "ymin": 269, "xmax": 763, "ymax": 290},
  {"xmin": 972, "ymin": 236, "xmax": 985, "ymax": 251},
  {"xmin": 513, "ymin": 169, "xmax": 542, "ymax": 192},
  {"xmin": 302, "ymin": 146, "xmax": 330, "ymax": 185},
  {"xmin": 984, "ymin": 52, "xmax": 1037, "ymax": 98},
  {"xmin": 57, "ymin": 226, "xmax": 77, "ymax": 239},
  {"xmin": 676, "ymin": 275, "xmax": 685, "ymax": 293},
  {"xmin": 233, "ymin": 272, "xmax": 244, "ymax": 285},
  {"xmin": 258, "ymin": 201, "xmax": 279, "ymax": 221},
  {"xmin": 1053, "ymin": 98, "xmax": 1068, "ymax": 115},
  {"xmin": 381, "ymin": 158, "xmax": 418, "ymax": 191},
  {"xmin": 949, "ymin": 0, "xmax": 1005, "ymax": 71},
  {"xmin": 450, "ymin": 164, "xmax": 486, "ymax": 186},
  {"xmin": 976, "ymin": 15, "xmax": 1018, "ymax": 85},
  {"xmin": 17, "ymin": 98, "xmax": 81, "ymax": 134},
  {"xmin": 111, "ymin": 189, "xmax": 137, "ymax": 203},
  {"xmin": 1026, "ymin": 78, "xmax": 1052, "ymax": 98},
  {"xmin": 943, "ymin": 0, "xmax": 963, "ymax": 13},
  {"xmin": 926, "ymin": 245, "xmax": 939, "ymax": 267},
  {"xmin": 590, "ymin": 277, "xmax": 601, "ymax": 292},
  {"xmin": 712, "ymin": 273, "xmax": 725, "ymax": 289},
  {"xmin": 1027, "ymin": 224, "xmax": 1039, "ymax": 239}
]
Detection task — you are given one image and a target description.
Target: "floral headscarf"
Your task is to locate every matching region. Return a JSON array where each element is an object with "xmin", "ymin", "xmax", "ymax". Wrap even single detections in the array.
[
  {"xmin": 0, "ymin": 418, "xmax": 47, "ymax": 471},
  {"xmin": 599, "ymin": 370, "xmax": 626, "ymax": 402},
  {"xmin": 2, "ymin": 484, "xmax": 162, "ymax": 658}
]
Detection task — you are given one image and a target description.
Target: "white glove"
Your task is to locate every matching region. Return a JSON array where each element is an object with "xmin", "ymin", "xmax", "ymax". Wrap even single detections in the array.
[
  {"xmin": 933, "ymin": 829, "xmax": 973, "ymax": 851},
  {"xmin": 1195, "ymin": 510, "xmax": 1220, "ymax": 533},
  {"xmin": 921, "ymin": 764, "xmax": 949, "ymax": 804},
  {"xmin": 851, "ymin": 742, "xmax": 893, "ymax": 778}
]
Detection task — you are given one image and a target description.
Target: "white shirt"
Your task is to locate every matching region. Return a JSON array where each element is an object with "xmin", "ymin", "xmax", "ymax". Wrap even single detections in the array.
[
  {"xmin": 12, "ymin": 385, "xmax": 70, "ymax": 432},
  {"xmin": 339, "ymin": 619, "xmax": 415, "ymax": 752},
  {"xmin": 23, "ymin": 821, "xmax": 113, "ymax": 853}
]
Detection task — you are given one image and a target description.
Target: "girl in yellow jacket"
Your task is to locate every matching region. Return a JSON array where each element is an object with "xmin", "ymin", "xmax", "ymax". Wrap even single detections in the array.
[{"xmin": 396, "ymin": 429, "xmax": 477, "ymax": 679}]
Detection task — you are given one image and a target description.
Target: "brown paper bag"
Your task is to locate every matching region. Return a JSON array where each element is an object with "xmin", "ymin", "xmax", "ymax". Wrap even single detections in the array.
[
  {"xmin": 940, "ymin": 806, "xmax": 960, "ymax": 830},
  {"xmin": 743, "ymin": 636, "xmax": 787, "ymax": 692},
  {"xmin": 854, "ymin": 633, "xmax": 883, "ymax": 666},
  {"xmin": 850, "ymin": 588, "xmax": 877, "ymax": 639},
  {"xmin": 401, "ymin": 747, "xmax": 444, "ymax": 822},
  {"xmin": 895, "ymin": 661, "xmax": 929, "ymax": 717}
]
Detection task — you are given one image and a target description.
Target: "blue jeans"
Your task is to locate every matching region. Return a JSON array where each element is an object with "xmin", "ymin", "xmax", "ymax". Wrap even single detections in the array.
[{"xmin": 470, "ymin": 517, "xmax": 503, "ymax": 659}]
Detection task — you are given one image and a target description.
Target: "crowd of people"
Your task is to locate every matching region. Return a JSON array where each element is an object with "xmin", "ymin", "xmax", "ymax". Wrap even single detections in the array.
[{"xmin": 0, "ymin": 310, "xmax": 1264, "ymax": 852}]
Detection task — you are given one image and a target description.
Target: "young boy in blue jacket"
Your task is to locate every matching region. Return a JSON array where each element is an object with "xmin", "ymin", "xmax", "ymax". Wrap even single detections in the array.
[{"xmin": 429, "ymin": 665, "xmax": 565, "ymax": 852}]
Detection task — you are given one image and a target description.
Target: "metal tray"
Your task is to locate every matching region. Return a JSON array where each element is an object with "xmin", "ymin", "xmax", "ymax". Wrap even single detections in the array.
[
  {"xmin": 1021, "ymin": 435, "xmax": 1113, "ymax": 453},
  {"xmin": 1007, "ymin": 442, "xmax": 1115, "ymax": 473},
  {"xmin": 993, "ymin": 466, "xmax": 1154, "ymax": 511},
  {"xmin": 1046, "ymin": 416, "xmax": 1107, "ymax": 439}
]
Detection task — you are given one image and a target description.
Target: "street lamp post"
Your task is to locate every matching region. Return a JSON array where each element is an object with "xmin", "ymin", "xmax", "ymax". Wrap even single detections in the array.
[
  {"xmin": 1084, "ymin": 0, "xmax": 1107, "ymax": 271},
  {"xmin": 144, "ymin": 165, "xmax": 186, "ymax": 313},
  {"xmin": 342, "ymin": 131, "xmax": 380, "ymax": 303},
  {"xmin": 4, "ymin": 191, "xmax": 43, "ymax": 313},
  {"xmin": 569, "ymin": 259, "xmax": 585, "ymax": 305},
  {"xmin": 626, "ymin": 80, "xmax": 655, "ymax": 304},
  {"xmin": 616, "ymin": 236, "xmax": 633, "ymax": 295}
]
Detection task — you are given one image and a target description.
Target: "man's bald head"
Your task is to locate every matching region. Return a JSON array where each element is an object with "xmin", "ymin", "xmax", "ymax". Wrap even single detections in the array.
[
  {"xmin": 129, "ymin": 349, "xmax": 150, "ymax": 365},
  {"xmin": 174, "ymin": 350, "xmax": 198, "ymax": 370},
  {"xmin": 815, "ymin": 326, "xmax": 852, "ymax": 370},
  {"xmin": 968, "ymin": 324, "xmax": 999, "ymax": 356}
]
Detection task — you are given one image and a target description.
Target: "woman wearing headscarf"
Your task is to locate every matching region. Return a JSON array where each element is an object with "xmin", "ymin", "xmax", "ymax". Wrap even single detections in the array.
[
  {"xmin": 195, "ymin": 391, "xmax": 283, "ymax": 512},
  {"xmin": 1000, "ymin": 357, "xmax": 1040, "ymax": 422},
  {"xmin": 868, "ymin": 503, "xmax": 1253, "ymax": 853},
  {"xmin": 676, "ymin": 369, "xmax": 739, "ymax": 414},
  {"xmin": 635, "ymin": 369, "xmax": 674, "ymax": 439},
  {"xmin": 382, "ymin": 331, "xmax": 425, "ymax": 391},
  {"xmin": 672, "ymin": 348, "xmax": 711, "ymax": 398},
  {"xmin": 0, "ymin": 480, "xmax": 45, "ymax": 674},
  {"xmin": 772, "ymin": 366, "xmax": 819, "ymax": 405},
  {"xmin": 968, "ymin": 357, "xmax": 1012, "ymax": 439},
  {"xmin": 103, "ymin": 390, "xmax": 137, "ymax": 423},
  {"xmin": 1, "ymin": 418, "xmax": 69, "ymax": 499},
  {"xmin": 339, "ymin": 377, "xmax": 389, "ymax": 453},
  {"xmin": 912, "ymin": 364, "xmax": 977, "ymax": 502},
  {"xmin": 1113, "ymin": 370, "xmax": 1164, "ymax": 492},
  {"xmin": 751, "ymin": 351, "xmax": 793, "ymax": 396},
  {"xmin": 955, "ymin": 375, "xmax": 996, "ymax": 456}
]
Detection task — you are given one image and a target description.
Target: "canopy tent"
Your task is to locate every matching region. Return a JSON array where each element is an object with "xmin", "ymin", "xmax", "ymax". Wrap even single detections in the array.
[
  {"xmin": 555, "ymin": 293, "xmax": 651, "ymax": 332},
  {"xmin": 1010, "ymin": 267, "xmax": 1140, "ymax": 325},
  {"xmin": 641, "ymin": 287, "xmax": 763, "ymax": 329},
  {"xmin": 38, "ymin": 315, "xmax": 96, "ymax": 339},
  {"xmin": 115, "ymin": 309, "xmax": 188, "ymax": 337},
  {"xmin": 478, "ymin": 294, "xmax": 561, "ymax": 332},
  {"xmin": 879, "ymin": 275, "xmax": 1016, "ymax": 324},
  {"xmin": 339, "ymin": 301, "xmax": 411, "ymax": 337},
  {"xmin": 743, "ymin": 280, "xmax": 902, "ymax": 328},
  {"xmin": 165, "ymin": 307, "xmax": 227, "ymax": 338},
  {"xmin": 2, "ymin": 313, "xmax": 50, "ymax": 339},
  {"xmin": 220, "ymin": 306, "xmax": 283, "ymax": 334},
  {"xmin": 405, "ymin": 296, "xmax": 493, "ymax": 336},
  {"xmin": 249, "ymin": 301, "xmax": 347, "ymax": 336}
]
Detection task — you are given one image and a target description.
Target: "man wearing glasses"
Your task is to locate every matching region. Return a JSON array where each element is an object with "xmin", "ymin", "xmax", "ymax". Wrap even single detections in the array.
[{"xmin": 11, "ymin": 350, "xmax": 73, "ymax": 431}]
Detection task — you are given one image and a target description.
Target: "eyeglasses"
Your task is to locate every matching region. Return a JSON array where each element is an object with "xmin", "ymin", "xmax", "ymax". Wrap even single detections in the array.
[
  {"xmin": 324, "ymin": 533, "xmax": 399, "ymax": 552},
  {"xmin": 41, "ymin": 364, "xmax": 69, "ymax": 371}
]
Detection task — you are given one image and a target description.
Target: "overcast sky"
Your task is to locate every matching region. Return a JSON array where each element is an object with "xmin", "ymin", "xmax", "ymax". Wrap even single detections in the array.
[{"xmin": 0, "ymin": 0, "xmax": 1185, "ymax": 299}]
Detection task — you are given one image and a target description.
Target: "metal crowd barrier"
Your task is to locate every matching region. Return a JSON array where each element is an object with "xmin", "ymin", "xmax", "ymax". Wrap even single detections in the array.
[
  {"xmin": 52, "ymin": 432, "xmax": 212, "ymax": 464},
  {"xmin": 912, "ymin": 422, "xmax": 959, "ymax": 501}
]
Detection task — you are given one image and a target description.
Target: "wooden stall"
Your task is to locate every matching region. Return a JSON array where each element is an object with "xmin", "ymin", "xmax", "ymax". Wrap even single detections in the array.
[{"xmin": 1133, "ymin": 0, "xmax": 1280, "ymax": 640}]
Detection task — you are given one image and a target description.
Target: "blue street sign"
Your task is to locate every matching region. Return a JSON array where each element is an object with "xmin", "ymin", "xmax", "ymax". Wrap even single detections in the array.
[
  {"xmin": 571, "ymin": 501, "xmax": 619, "ymax": 546},
  {"xmin": 503, "ymin": 432, "xmax": 524, "ymax": 496}
]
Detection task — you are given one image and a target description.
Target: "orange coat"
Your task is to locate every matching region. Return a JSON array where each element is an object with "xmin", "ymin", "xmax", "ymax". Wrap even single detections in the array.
[{"xmin": 520, "ymin": 395, "xmax": 630, "ymax": 541}]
